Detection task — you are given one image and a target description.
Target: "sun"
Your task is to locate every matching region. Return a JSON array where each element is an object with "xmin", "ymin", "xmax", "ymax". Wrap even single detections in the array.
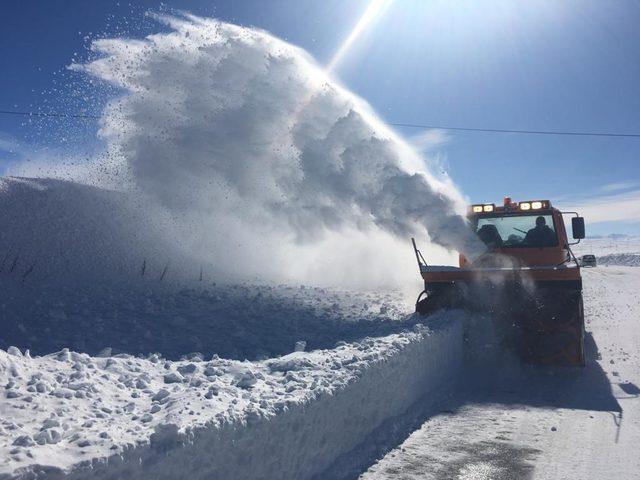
[{"xmin": 327, "ymin": 0, "xmax": 395, "ymax": 74}]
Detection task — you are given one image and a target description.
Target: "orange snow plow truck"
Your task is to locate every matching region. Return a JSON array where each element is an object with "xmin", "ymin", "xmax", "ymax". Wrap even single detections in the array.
[{"xmin": 412, "ymin": 197, "xmax": 586, "ymax": 366}]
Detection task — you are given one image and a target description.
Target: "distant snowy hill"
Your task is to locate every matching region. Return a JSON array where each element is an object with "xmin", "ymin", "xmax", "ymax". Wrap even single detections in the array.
[{"xmin": 574, "ymin": 235, "xmax": 640, "ymax": 263}]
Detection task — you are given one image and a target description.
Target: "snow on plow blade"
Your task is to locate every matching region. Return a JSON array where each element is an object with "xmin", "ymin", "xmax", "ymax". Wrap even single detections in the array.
[{"xmin": 416, "ymin": 264, "xmax": 585, "ymax": 367}]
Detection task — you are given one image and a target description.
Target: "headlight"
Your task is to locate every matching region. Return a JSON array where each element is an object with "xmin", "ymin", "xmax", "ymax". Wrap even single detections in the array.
[{"xmin": 520, "ymin": 202, "xmax": 531, "ymax": 210}]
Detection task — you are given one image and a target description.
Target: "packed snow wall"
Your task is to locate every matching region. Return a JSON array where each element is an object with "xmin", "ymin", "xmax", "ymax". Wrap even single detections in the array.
[{"xmin": 1, "ymin": 315, "xmax": 464, "ymax": 480}]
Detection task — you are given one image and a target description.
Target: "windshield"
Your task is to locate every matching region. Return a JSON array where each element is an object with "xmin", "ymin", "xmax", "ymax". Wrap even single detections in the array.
[{"xmin": 474, "ymin": 214, "xmax": 558, "ymax": 248}]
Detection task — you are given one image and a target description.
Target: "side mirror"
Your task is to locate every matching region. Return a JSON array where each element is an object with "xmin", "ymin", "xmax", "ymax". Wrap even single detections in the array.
[{"xmin": 572, "ymin": 217, "xmax": 585, "ymax": 239}]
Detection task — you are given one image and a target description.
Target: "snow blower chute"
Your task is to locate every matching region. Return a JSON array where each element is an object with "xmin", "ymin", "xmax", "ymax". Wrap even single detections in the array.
[{"xmin": 412, "ymin": 197, "xmax": 586, "ymax": 366}]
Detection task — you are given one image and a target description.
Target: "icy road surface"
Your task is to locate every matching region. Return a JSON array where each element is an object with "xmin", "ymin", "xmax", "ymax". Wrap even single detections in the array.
[{"xmin": 361, "ymin": 266, "xmax": 640, "ymax": 480}]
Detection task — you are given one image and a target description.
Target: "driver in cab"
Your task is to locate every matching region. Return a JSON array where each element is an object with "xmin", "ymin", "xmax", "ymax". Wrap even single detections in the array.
[{"xmin": 524, "ymin": 216, "xmax": 556, "ymax": 247}]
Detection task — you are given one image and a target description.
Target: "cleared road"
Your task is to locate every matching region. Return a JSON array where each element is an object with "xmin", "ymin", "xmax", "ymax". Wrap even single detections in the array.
[{"xmin": 361, "ymin": 266, "xmax": 640, "ymax": 480}]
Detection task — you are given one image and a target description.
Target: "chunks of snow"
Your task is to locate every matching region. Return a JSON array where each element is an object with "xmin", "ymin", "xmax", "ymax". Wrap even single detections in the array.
[
  {"xmin": 41, "ymin": 419, "xmax": 60, "ymax": 430},
  {"xmin": 235, "ymin": 372, "xmax": 258, "ymax": 389},
  {"xmin": 140, "ymin": 414, "xmax": 154, "ymax": 423},
  {"xmin": 6, "ymin": 347, "xmax": 22, "ymax": 357},
  {"xmin": 162, "ymin": 372, "xmax": 183, "ymax": 384},
  {"xmin": 11, "ymin": 436, "xmax": 34, "ymax": 447},
  {"xmin": 97, "ymin": 348, "xmax": 113, "ymax": 358},
  {"xmin": 152, "ymin": 389, "xmax": 170, "ymax": 402},
  {"xmin": 204, "ymin": 386, "xmax": 219, "ymax": 399},
  {"xmin": 33, "ymin": 429, "xmax": 61, "ymax": 445},
  {"xmin": 52, "ymin": 388, "xmax": 74, "ymax": 399},
  {"xmin": 176, "ymin": 364, "xmax": 198, "ymax": 375}
]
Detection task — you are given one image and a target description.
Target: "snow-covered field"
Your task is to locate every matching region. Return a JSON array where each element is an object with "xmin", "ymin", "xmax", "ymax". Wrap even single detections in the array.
[
  {"xmin": 0, "ymin": 172, "xmax": 465, "ymax": 479},
  {"xmin": 574, "ymin": 236, "xmax": 640, "ymax": 266},
  {"xmin": 574, "ymin": 236, "xmax": 640, "ymax": 257},
  {"xmin": 0, "ymin": 166, "xmax": 470, "ymax": 480}
]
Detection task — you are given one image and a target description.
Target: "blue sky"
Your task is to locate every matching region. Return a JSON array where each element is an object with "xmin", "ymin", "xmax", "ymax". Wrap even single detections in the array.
[{"xmin": 1, "ymin": 0, "xmax": 639, "ymax": 234}]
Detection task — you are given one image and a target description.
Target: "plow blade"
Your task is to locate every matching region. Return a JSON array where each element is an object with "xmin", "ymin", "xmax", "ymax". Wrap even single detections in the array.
[{"xmin": 417, "ymin": 278, "xmax": 585, "ymax": 367}]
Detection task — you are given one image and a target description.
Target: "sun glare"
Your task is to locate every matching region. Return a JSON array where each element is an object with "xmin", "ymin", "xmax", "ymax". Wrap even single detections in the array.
[{"xmin": 327, "ymin": 0, "xmax": 395, "ymax": 73}]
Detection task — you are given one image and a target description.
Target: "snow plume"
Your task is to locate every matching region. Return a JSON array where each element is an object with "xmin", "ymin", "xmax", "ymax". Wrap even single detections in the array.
[{"xmin": 71, "ymin": 14, "xmax": 482, "ymax": 287}]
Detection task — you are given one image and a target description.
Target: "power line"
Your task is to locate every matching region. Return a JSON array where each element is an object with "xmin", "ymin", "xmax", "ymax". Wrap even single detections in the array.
[
  {"xmin": 388, "ymin": 121, "xmax": 640, "ymax": 138},
  {"xmin": 1, "ymin": 108, "xmax": 639, "ymax": 138},
  {"xmin": 0, "ymin": 109, "xmax": 99, "ymax": 119}
]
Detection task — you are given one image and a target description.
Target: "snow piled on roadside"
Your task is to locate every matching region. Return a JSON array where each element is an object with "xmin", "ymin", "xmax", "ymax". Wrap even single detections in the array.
[
  {"xmin": 0, "ymin": 278, "xmax": 409, "ymax": 361},
  {"xmin": 0, "ymin": 314, "xmax": 464, "ymax": 480},
  {"xmin": 0, "ymin": 177, "xmax": 194, "ymax": 286},
  {"xmin": 596, "ymin": 253, "xmax": 640, "ymax": 267}
]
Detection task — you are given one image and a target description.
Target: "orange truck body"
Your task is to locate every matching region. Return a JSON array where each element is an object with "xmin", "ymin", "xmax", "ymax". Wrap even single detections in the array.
[
  {"xmin": 413, "ymin": 198, "xmax": 586, "ymax": 366},
  {"xmin": 421, "ymin": 200, "xmax": 581, "ymax": 285}
]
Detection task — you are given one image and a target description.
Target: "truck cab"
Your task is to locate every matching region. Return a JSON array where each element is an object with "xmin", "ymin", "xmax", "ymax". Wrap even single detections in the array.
[{"xmin": 460, "ymin": 197, "xmax": 585, "ymax": 275}]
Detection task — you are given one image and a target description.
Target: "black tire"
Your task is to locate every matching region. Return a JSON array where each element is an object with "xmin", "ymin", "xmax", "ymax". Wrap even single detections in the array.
[
  {"xmin": 577, "ymin": 295, "xmax": 586, "ymax": 366},
  {"xmin": 526, "ymin": 290, "xmax": 585, "ymax": 366},
  {"xmin": 415, "ymin": 290, "xmax": 431, "ymax": 315},
  {"xmin": 415, "ymin": 284, "xmax": 458, "ymax": 316}
]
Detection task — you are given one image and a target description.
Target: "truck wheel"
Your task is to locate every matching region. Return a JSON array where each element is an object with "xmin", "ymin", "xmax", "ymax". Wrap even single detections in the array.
[
  {"xmin": 577, "ymin": 296, "xmax": 586, "ymax": 366},
  {"xmin": 532, "ymin": 292, "xmax": 585, "ymax": 366}
]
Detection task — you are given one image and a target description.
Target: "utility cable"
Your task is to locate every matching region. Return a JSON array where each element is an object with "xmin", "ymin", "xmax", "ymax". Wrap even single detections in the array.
[{"xmin": 1, "ymin": 108, "xmax": 639, "ymax": 138}]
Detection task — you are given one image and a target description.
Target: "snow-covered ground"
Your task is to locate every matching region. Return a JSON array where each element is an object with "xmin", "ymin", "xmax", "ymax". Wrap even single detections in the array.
[
  {"xmin": 361, "ymin": 265, "xmax": 640, "ymax": 480},
  {"xmin": 0, "ymin": 171, "xmax": 470, "ymax": 479},
  {"xmin": 3, "ymin": 205, "xmax": 639, "ymax": 480},
  {"xmin": 0, "ymin": 313, "xmax": 465, "ymax": 479},
  {"xmin": 574, "ymin": 236, "xmax": 640, "ymax": 257},
  {"xmin": 596, "ymin": 253, "xmax": 640, "ymax": 267},
  {"xmin": 574, "ymin": 236, "xmax": 640, "ymax": 265}
]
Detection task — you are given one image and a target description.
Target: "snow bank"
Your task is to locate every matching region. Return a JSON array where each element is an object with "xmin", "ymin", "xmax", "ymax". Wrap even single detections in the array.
[
  {"xmin": 0, "ymin": 177, "xmax": 194, "ymax": 285},
  {"xmin": 596, "ymin": 253, "xmax": 640, "ymax": 267},
  {"xmin": 0, "ymin": 278, "xmax": 408, "ymax": 360},
  {"xmin": 0, "ymin": 313, "xmax": 464, "ymax": 480}
]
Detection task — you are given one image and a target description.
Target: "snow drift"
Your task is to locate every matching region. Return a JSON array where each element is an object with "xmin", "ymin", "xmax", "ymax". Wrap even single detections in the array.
[
  {"xmin": 0, "ymin": 271, "xmax": 410, "ymax": 360},
  {"xmin": 0, "ymin": 177, "xmax": 192, "ymax": 284}
]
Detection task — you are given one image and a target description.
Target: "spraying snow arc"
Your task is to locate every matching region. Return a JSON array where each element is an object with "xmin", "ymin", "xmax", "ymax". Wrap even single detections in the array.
[
  {"xmin": 1, "ymin": 14, "xmax": 482, "ymax": 287},
  {"xmin": 71, "ymin": 13, "xmax": 482, "ymax": 284}
]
